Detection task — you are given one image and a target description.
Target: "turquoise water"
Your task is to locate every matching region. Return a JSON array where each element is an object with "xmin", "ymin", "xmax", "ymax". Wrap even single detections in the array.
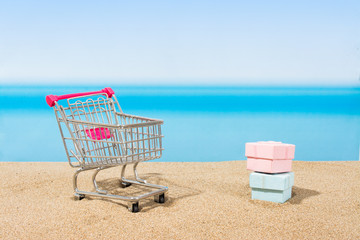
[{"xmin": 0, "ymin": 85, "xmax": 359, "ymax": 162}]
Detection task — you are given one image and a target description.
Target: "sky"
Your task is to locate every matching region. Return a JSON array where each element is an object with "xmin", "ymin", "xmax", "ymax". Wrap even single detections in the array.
[{"xmin": 0, "ymin": 0, "xmax": 359, "ymax": 86}]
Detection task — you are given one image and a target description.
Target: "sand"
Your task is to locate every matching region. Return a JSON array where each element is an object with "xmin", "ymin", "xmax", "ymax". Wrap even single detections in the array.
[{"xmin": 0, "ymin": 161, "xmax": 359, "ymax": 239}]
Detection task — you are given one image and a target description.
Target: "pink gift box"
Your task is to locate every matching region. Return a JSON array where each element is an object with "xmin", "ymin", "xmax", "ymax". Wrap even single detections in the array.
[
  {"xmin": 247, "ymin": 157, "xmax": 292, "ymax": 173},
  {"xmin": 245, "ymin": 141, "xmax": 295, "ymax": 160}
]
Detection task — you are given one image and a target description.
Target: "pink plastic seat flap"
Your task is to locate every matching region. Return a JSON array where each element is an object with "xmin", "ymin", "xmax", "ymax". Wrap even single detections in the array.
[{"xmin": 85, "ymin": 128, "xmax": 112, "ymax": 140}]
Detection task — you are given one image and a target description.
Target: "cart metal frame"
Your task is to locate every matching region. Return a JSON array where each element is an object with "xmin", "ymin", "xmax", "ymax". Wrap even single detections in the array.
[{"xmin": 46, "ymin": 87, "xmax": 168, "ymax": 212}]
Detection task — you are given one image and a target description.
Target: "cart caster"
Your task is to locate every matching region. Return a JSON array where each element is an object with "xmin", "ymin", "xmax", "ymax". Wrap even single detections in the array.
[
  {"xmin": 120, "ymin": 181, "xmax": 132, "ymax": 188},
  {"xmin": 154, "ymin": 193, "xmax": 165, "ymax": 204},
  {"xmin": 129, "ymin": 202, "xmax": 140, "ymax": 213},
  {"xmin": 74, "ymin": 193, "xmax": 85, "ymax": 200}
]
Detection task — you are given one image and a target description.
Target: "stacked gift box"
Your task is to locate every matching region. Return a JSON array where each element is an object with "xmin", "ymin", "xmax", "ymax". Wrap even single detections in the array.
[{"xmin": 246, "ymin": 141, "xmax": 295, "ymax": 203}]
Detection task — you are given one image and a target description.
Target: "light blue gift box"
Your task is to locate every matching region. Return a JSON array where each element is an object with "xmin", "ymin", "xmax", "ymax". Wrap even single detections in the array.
[{"xmin": 249, "ymin": 172, "xmax": 294, "ymax": 203}]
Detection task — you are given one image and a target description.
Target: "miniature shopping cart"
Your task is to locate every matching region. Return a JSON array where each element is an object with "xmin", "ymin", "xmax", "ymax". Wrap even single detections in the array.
[{"xmin": 46, "ymin": 87, "xmax": 167, "ymax": 212}]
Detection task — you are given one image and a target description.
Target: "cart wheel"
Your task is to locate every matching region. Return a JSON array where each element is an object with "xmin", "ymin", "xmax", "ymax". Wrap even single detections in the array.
[
  {"xmin": 74, "ymin": 193, "xmax": 85, "ymax": 200},
  {"xmin": 155, "ymin": 193, "xmax": 165, "ymax": 204},
  {"xmin": 130, "ymin": 202, "xmax": 139, "ymax": 213},
  {"xmin": 120, "ymin": 182, "xmax": 132, "ymax": 188}
]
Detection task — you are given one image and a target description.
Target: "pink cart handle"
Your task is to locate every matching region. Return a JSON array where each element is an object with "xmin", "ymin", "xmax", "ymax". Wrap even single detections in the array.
[{"xmin": 46, "ymin": 87, "xmax": 115, "ymax": 107}]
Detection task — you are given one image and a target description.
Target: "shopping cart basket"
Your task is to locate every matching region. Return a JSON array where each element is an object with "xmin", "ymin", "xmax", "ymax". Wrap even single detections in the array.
[{"xmin": 46, "ymin": 87, "xmax": 167, "ymax": 212}]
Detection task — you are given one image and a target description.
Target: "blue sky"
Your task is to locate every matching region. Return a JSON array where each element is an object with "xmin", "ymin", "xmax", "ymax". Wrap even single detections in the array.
[{"xmin": 0, "ymin": 0, "xmax": 359, "ymax": 85}]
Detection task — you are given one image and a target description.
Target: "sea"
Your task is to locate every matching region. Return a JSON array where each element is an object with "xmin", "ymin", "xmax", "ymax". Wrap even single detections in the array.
[{"xmin": 0, "ymin": 85, "xmax": 359, "ymax": 162}]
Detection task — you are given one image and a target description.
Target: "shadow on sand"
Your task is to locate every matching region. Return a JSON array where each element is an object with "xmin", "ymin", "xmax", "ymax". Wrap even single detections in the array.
[
  {"xmin": 289, "ymin": 186, "xmax": 320, "ymax": 204},
  {"xmin": 83, "ymin": 173, "xmax": 202, "ymax": 212}
]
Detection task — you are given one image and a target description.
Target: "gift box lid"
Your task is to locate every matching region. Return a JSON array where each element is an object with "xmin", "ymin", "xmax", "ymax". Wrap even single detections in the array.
[
  {"xmin": 249, "ymin": 172, "xmax": 294, "ymax": 191},
  {"xmin": 245, "ymin": 141, "xmax": 295, "ymax": 160},
  {"xmin": 247, "ymin": 157, "xmax": 292, "ymax": 174}
]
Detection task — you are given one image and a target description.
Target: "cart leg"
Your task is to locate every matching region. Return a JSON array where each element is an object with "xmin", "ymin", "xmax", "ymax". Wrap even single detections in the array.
[
  {"xmin": 120, "ymin": 165, "xmax": 131, "ymax": 188},
  {"xmin": 73, "ymin": 168, "xmax": 86, "ymax": 200},
  {"xmin": 92, "ymin": 167, "xmax": 108, "ymax": 194},
  {"xmin": 133, "ymin": 162, "xmax": 147, "ymax": 184}
]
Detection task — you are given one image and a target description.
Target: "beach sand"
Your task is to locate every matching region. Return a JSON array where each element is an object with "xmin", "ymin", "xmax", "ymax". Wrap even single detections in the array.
[{"xmin": 0, "ymin": 161, "xmax": 359, "ymax": 239}]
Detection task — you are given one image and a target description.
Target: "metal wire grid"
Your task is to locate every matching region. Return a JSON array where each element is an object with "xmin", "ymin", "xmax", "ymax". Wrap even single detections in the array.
[{"xmin": 54, "ymin": 94, "xmax": 163, "ymax": 169}]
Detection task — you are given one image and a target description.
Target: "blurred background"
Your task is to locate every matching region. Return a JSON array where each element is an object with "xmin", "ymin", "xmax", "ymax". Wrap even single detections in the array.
[{"xmin": 0, "ymin": 1, "xmax": 359, "ymax": 161}]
